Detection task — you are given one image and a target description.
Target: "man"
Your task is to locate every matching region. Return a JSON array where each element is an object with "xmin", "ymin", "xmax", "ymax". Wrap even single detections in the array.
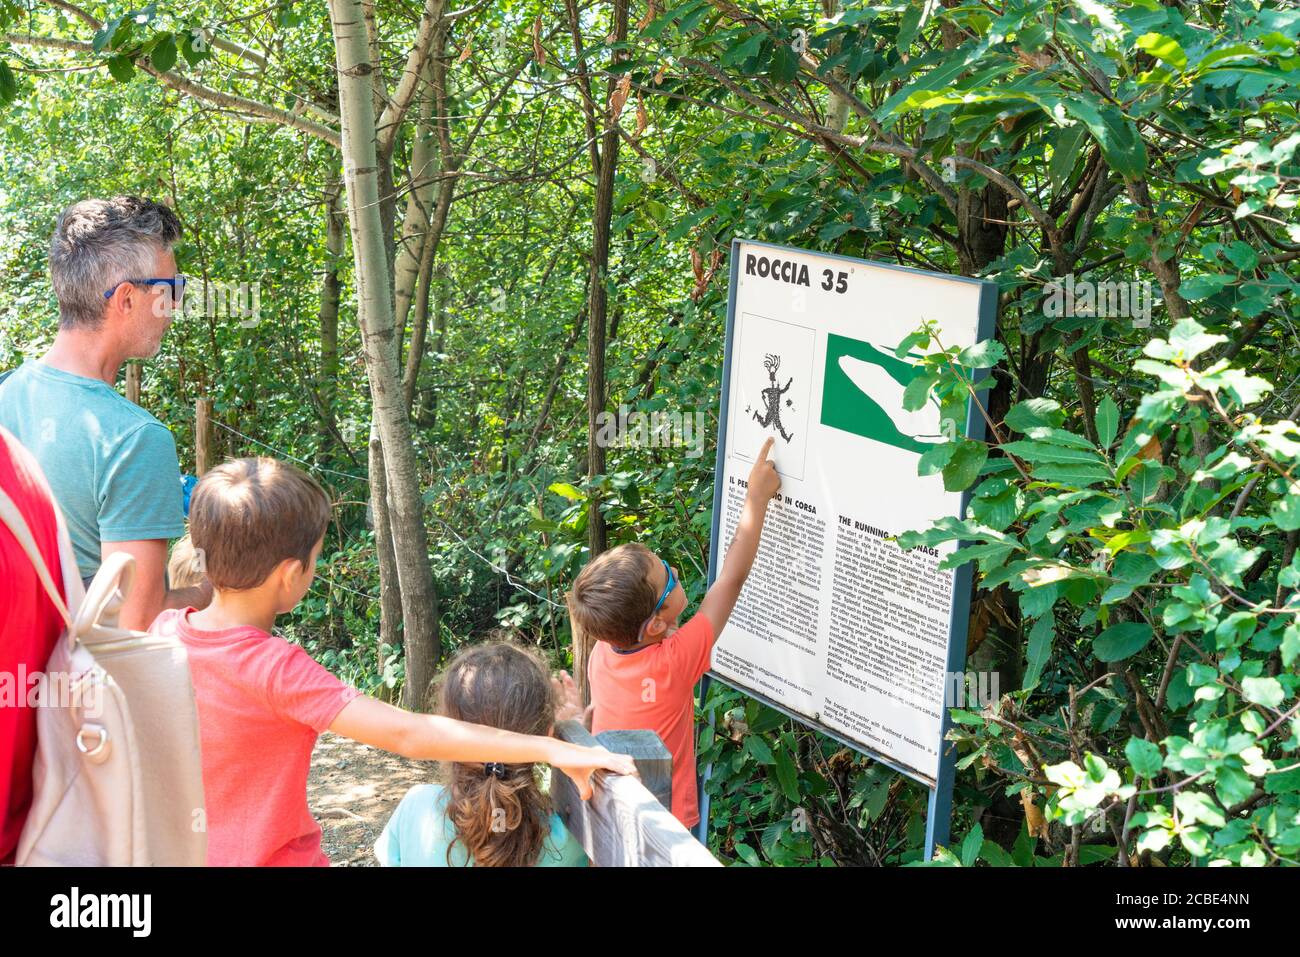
[
  {"xmin": 0, "ymin": 197, "xmax": 209, "ymax": 629},
  {"xmin": 0, "ymin": 426, "xmax": 65, "ymax": 864}
]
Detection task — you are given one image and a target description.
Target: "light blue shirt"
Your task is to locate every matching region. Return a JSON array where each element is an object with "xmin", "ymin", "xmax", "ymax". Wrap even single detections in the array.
[
  {"xmin": 0, "ymin": 360, "xmax": 185, "ymax": 578},
  {"xmin": 375, "ymin": 783, "xmax": 589, "ymax": 867}
]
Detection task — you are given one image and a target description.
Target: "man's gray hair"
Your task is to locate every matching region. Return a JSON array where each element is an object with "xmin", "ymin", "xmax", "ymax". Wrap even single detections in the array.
[{"xmin": 49, "ymin": 197, "xmax": 182, "ymax": 329}]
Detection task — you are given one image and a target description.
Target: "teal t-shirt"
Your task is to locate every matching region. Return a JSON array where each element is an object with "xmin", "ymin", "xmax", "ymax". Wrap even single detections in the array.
[
  {"xmin": 0, "ymin": 360, "xmax": 185, "ymax": 579},
  {"xmin": 375, "ymin": 783, "xmax": 589, "ymax": 867}
]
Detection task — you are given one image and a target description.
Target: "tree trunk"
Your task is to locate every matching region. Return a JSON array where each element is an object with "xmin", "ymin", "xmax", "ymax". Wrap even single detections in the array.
[
  {"xmin": 393, "ymin": 58, "xmax": 438, "ymax": 339},
  {"xmin": 330, "ymin": 0, "xmax": 442, "ymax": 709},
  {"xmin": 583, "ymin": 0, "xmax": 628, "ymax": 561},
  {"xmin": 369, "ymin": 425, "xmax": 404, "ymax": 698},
  {"xmin": 318, "ymin": 178, "xmax": 345, "ymax": 450},
  {"xmin": 402, "ymin": 28, "xmax": 458, "ymax": 415}
]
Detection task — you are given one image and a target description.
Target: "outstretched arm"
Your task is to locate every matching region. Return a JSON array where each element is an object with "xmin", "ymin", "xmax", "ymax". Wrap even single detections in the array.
[
  {"xmin": 698, "ymin": 437, "xmax": 781, "ymax": 640},
  {"xmin": 781, "ymin": 377, "xmax": 793, "ymax": 393},
  {"xmin": 329, "ymin": 695, "xmax": 636, "ymax": 799}
]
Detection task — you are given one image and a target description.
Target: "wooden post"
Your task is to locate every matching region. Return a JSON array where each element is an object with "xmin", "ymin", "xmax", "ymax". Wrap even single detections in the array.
[
  {"xmin": 195, "ymin": 398, "xmax": 213, "ymax": 476},
  {"xmin": 591, "ymin": 727, "xmax": 674, "ymax": 814},
  {"xmin": 551, "ymin": 720, "xmax": 718, "ymax": 867},
  {"xmin": 125, "ymin": 362, "xmax": 141, "ymax": 405}
]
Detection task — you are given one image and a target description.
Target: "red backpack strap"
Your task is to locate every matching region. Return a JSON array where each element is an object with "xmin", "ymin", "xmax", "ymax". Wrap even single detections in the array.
[{"xmin": 0, "ymin": 486, "xmax": 72, "ymax": 629}]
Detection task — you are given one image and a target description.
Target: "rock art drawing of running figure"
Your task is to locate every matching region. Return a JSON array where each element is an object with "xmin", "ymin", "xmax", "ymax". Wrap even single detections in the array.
[{"xmin": 753, "ymin": 353, "xmax": 795, "ymax": 443}]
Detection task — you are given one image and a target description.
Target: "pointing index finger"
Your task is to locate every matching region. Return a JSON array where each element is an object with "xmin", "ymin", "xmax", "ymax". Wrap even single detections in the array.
[{"xmin": 758, "ymin": 436, "xmax": 775, "ymax": 462}]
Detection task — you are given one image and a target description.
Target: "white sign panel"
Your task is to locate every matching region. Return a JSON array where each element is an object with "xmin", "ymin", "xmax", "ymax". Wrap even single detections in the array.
[{"xmin": 709, "ymin": 239, "xmax": 997, "ymax": 785}]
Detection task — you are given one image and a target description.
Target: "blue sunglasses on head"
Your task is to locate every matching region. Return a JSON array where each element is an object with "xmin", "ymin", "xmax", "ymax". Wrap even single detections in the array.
[
  {"xmin": 104, "ymin": 275, "xmax": 187, "ymax": 301},
  {"xmin": 636, "ymin": 559, "xmax": 677, "ymax": 644}
]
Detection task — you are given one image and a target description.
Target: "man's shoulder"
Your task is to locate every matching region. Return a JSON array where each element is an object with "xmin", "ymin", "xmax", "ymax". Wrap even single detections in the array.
[
  {"xmin": 2, "ymin": 361, "xmax": 172, "ymax": 439},
  {"xmin": 105, "ymin": 395, "xmax": 174, "ymax": 442}
]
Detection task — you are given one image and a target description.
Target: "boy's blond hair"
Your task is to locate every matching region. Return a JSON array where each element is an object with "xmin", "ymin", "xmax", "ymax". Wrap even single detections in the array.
[
  {"xmin": 188, "ymin": 456, "xmax": 332, "ymax": 590},
  {"xmin": 568, "ymin": 542, "xmax": 661, "ymax": 649},
  {"xmin": 167, "ymin": 532, "xmax": 206, "ymax": 589}
]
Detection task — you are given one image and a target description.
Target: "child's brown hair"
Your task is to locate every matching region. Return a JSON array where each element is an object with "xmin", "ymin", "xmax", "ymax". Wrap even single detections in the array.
[
  {"xmin": 436, "ymin": 640, "xmax": 556, "ymax": 867},
  {"xmin": 568, "ymin": 542, "xmax": 660, "ymax": 648},
  {"xmin": 188, "ymin": 456, "xmax": 332, "ymax": 590}
]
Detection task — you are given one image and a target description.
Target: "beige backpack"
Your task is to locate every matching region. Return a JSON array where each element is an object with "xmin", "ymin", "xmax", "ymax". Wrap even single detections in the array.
[{"xmin": 0, "ymin": 487, "xmax": 208, "ymax": 866}]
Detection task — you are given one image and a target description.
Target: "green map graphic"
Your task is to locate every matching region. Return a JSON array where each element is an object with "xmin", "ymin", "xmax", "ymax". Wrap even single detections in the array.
[{"xmin": 820, "ymin": 333, "xmax": 931, "ymax": 454}]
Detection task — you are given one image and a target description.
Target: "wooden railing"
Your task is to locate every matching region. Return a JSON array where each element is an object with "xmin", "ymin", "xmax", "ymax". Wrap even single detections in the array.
[{"xmin": 552, "ymin": 720, "xmax": 720, "ymax": 867}]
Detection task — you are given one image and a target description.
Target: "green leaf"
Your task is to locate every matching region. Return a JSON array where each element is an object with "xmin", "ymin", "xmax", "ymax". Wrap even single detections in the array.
[
  {"xmin": 960, "ymin": 823, "xmax": 984, "ymax": 868},
  {"xmin": 1161, "ymin": 318, "xmax": 1227, "ymax": 363},
  {"xmin": 733, "ymin": 841, "xmax": 762, "ymax": 866},
  {"xmin": 547, "ymin": 482, "xmax": 584, "ymax": 501},
  {"xmin": 180, "ymin": 29, "xmax": 209, "ymax": 67},
  {"xmin": 1000, "ymin": 440, "xmax": 1104, "ymax": 466},
  {"xmin": 902, "ymin": 372, "xmax": 938, "ymax": 412},
  {"xmin": 942, "ymin": 439, "xmax": 988, "ymax": 492},
  {"xmin": 106, "ymin": 54, "xmax": 136, "ymax": 83},
  {"xmin": 773, "ymin": 746, "xmax": 800, "ymax": 802},
  {"xmin": 768, "ymin": 41, "xmax": 796, "ymax": 86},
  {"xmin": 1061, "ymin": 98, "xmax": 1147, "ymax": 179},
  {"xmin": 1282, "ymin": 623, "xmax": 1300, "ymax": 669},
  {"xmin": 1049, "ymin": 122, "xmax": 1088, "ymax": 192},
  {"xmin": 957, "ymin": 339, "xmax": 1006, "ymax": 369},
  {"xmin": 721, "ymin": 31, "xmax": 764, "ymax": 67},
  {"xmin": 150, "ymin": 32, "xmax": 177, "ymax": 72},
  {"xmin": 1125, "ymin": 737, "xmax": 1164, "ymax": 779},
  {"xmin": 1024, "ymin": 613, "xmax": 1054, "ymax": 691},
  {"xmin": 0, "ymin": 61, "xmax": 16, "ymax": 106},
  {"xmin": 745, "ymin": 735, "xmax": 774, "ymax": 765},
  {"xmin": 1242, "ymin": 676, "xmax": 1284, "ymax": 709},
  {"xmin": 1179, "ymin": 273, "xmax": 1234, "ymax": 301},
  {"xmin": 1011, "ymin": 820, "xmax": 1036, "ymax": 866},
  {"xmin": 918, "ymin": 440, "xmax": 957, "ymax": 476},
  {"xmin": 93, "ymin": 17, "xmax": 122, "ymax": 53},
  {"xmin": 1224, "ymin": 241, "xmax": 1259, "ymax": 271},
  {"xmin": 1135, "ymin": 32, "xmax": 1187, "ymax": 71},
  {"xmin": 1094, "ymin": 621, "xmax": 1154, "ymax": 661},
  {"xmin": 1004, "ymin": 397, "xmax": 1063, "ymax": 433},
  {"xmin": 1095, "ymin": 395, "xmax": 1119, "ymax": 449},
  {"xmin": 896, "ymin": 1, "xmax": 927, "ymax": 54},
  {"xmin": 1271, "ymin": 495, "xmax": 1300, "ymax": 532}
]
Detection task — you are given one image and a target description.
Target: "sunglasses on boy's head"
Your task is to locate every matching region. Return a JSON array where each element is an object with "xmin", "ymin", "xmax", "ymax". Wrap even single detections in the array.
[
  {"xmin": 103, "ymin": 275, "xmax": 187, "ymax": 306},
  {"xmin": 635, "ymin": 559, "xmax": 677, "ymax": 644}
]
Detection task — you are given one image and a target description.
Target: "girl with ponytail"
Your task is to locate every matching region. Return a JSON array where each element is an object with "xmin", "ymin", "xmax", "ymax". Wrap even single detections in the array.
[{"xmin": 375, "ymin": 640, "xmax": 589, "ymax": 867}]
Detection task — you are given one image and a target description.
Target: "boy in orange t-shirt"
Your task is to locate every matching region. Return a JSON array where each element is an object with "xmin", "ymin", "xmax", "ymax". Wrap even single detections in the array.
[
  {"xmin": 152, "ymin": 456, "xmax": 636, "ymax": 865},
  {"xmin": 573, "ymin": 438, "xmax": 782, "ymax": 828}
]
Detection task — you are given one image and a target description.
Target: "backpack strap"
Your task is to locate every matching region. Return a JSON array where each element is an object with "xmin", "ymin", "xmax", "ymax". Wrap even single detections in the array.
[
  {"xmin": 0, "ymin": 369, "xmax": 14, "ymax": 387},
  {"xmin": 0, "ymin": 486, "xmax": 72, "ymax": 629}
]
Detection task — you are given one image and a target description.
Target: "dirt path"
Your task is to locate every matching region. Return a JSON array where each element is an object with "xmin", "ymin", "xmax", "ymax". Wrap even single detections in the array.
[{"xmin": 307, "ymin": 732, "xmax": 440, "ymax": 866}]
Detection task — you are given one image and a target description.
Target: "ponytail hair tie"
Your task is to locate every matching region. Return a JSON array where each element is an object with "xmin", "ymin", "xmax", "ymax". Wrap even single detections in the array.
[{"xmin": 484, "ymin": 762, "xmax": 507, "ymax": 779}]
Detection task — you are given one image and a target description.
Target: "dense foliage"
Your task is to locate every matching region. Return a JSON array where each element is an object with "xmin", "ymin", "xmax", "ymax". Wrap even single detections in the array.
[{"xmin": 2, "ymin": 0, "xmax": 1298, "ymax": 865}]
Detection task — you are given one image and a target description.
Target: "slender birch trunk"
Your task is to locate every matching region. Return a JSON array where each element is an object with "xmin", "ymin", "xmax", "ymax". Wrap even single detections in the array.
[{"xmin": 330, "ymin": 0, "xmax": 442, "ymax": 708}]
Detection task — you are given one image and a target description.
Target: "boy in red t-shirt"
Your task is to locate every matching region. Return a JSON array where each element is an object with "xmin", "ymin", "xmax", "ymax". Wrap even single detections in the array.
[
  {"xmin": 573, "ymin": 438, "xmax": 781, "ymax": 829},
  {"xmin": 151, "ymin": 456, "xmax": 635, "ymax": 866},
  {"xmin": 0, "ymin": 427, "xmax": 66, "ymax": 865}
]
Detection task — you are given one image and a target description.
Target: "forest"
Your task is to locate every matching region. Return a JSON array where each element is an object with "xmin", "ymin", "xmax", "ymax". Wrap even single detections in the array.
[{"xmin": 1, "ymin": 0, "xmax": 1298, "ymax": 867}]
